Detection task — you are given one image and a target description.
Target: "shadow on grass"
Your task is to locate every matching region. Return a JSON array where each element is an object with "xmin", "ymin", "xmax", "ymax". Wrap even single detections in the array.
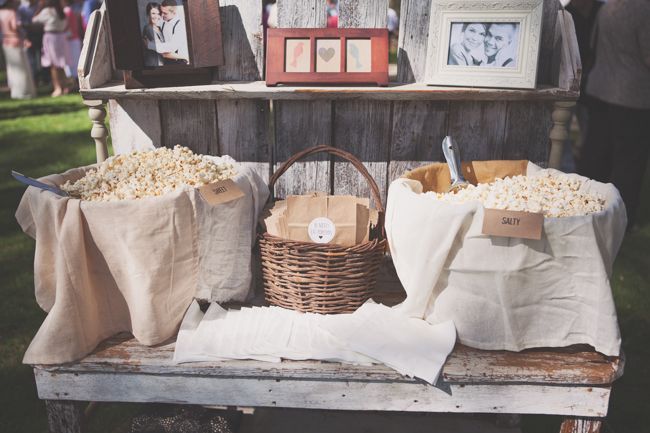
[{"xmin": 0, "ymin": 101, "xmax": 84, "ymax": 121}]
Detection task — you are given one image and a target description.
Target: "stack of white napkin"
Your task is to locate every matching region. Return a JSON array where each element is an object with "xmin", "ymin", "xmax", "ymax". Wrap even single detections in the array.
[{"xmin": 174, "ymin": 301, "xmax": 456, "ymax": 384}]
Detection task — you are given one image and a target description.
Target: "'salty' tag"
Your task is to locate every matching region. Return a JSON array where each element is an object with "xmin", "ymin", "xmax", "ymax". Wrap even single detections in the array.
[
  {"xmin": 308, "ymin": 217, "xmax": 336, "ymax": 243},
  {"xmin": 482, "ymin": 208, "xmax": 543, "ymax": 240},
  {"xmin": 199, "ymin": 179, "xmax": 244, "ymax": 205}
]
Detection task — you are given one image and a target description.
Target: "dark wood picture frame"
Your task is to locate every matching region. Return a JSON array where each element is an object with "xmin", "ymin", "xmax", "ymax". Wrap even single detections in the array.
[
  {"xmin": 266, "ymin": 28, "xmax": 389, "ymax": 87},
  {"xmin": 105, "ymin": 0, "xmax": 224, "ymax": 88}
]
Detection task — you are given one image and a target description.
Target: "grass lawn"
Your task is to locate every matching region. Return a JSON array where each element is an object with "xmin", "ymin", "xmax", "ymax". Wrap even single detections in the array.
[{"xmin": 0, "ymin": 86, "xmax": 648, "ymax": 433}]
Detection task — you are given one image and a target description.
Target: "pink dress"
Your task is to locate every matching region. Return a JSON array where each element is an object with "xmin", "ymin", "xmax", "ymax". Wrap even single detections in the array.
[
  {"xmin": 0, "ymin": 9, "xmax": 36, "ymax": 98},
  {"xmin": 32, "ymin": 7, "xmax": 69, "ymax": 69}
]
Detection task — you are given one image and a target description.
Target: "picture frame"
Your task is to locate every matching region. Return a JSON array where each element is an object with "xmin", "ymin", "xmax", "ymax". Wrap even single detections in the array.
[
  {"xmin": 424, "ymin": 0, "xmax": 543, "ymax": 89},
  {"xmin": 105, "ymin": 0, "xmax": 224, "ymax": 89},
  {"xmin": 266, "ymin": 28, "xmax": 389, "ymax": 87}
]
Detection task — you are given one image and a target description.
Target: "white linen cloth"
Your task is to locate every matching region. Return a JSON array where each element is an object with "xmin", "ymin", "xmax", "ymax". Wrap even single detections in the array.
[
  {"xmin": 174, "ymin": 301, "xmax": 456, "ymax": 385},
  {"xmin": 16, "ymin": 158, "xmax": 268, "ymax": 364},
  {"xmin": 385, "ymin": 162, "xmax": 626, "ymax": 356}
]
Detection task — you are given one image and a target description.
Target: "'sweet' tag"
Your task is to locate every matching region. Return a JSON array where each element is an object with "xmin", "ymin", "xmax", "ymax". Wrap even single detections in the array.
[{"xmin": 199, "ymin": 179, "xmax": 244, "ymax": 205}]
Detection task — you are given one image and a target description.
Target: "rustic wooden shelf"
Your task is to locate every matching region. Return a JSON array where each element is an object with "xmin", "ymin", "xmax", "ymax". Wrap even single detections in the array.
[{"xmin": 80, "ymin": 81, "xmax": 579, "ymax": 102}]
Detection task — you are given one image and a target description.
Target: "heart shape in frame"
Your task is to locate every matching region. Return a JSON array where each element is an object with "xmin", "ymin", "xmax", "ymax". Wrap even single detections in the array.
[{"xmin": 318, "ymin": 47, "xmax": 336, "ymax": 62}]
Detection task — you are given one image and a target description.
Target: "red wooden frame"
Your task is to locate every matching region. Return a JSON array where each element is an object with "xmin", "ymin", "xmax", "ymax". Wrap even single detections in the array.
[{"xmin": 266, "ymin": 28, "xmax": 389, "ymax": 87}]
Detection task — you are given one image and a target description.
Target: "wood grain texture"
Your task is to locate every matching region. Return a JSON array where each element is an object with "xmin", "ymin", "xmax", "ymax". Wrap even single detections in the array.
[
  {"xmin": 35, "ymin": 334, "xmax": 623, "ymax": 386},
  {"xmin": 80, "ymin": 82, "xmax": 579, "ymax": 101},
  {"xmin": 396, "ymin": 0, "xmax": 432, "ymax": 83},
  {"xmin": 45, "ymin": 400, "xmax": 84, "ymax": 433},
  {"xmin": 335, "ymin": 0, "xmax": 390, "ymax": 207},
  {"xmin": 108, "ymin": 99, "xmax": 161, "ymax": 154},
  {"xmin": 503, "ymin": 101, "xmax": 553, "ymax": 165},
  {"xmin": 388, "ymin": 100, "xmax": 448, "ymax": 182},
  {"xmin": 216, "ymin": 99, "xmax": 270, "ymax": 182},
  {"xmin": 333, "ymin": 100, "xmax": 392, "ymax": 207},
  {"xmin": 537, "ymin": 0, "xmax": 561, "ymax": 86},
  {"xmin": 214, "ymin": 0, "xmax": 264, "ymax": 81},
  {"xmin": 273, "ymin": 0, "xmax": 330, "ymax": 198},
  {"xmin": 159, "ymin": 100, "xmax": 216, "ymax": 155},
  {"xmin": 447, "ymin": 101, "xmax": 508, "ymax": 161},
  {"xmin": 277, "ymin": 0, "xmax": 327, "ymax": 28},
  {"xmin": 187, "ymin": 0, "xmax": 224, "ymax": 67},
  {"xmin": 273, "ymin": 101, "xmax": 332, "ymax": 198},
  {"xmin": 35, "ymin": 367, "xmax": 611, "ymax": 416},
  {"xmin": 557, "ymin": 10, "xmax": 582, "ymax": 92},
  {"xmin": 78, "ymin": 8, "xmax": 113, "ymax": 90},
  {"xmin": 560, "ymin": 418, "xmax": 603, "ymax": 433}
]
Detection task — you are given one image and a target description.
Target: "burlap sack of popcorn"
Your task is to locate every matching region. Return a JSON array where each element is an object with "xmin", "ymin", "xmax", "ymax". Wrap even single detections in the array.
[
  {"xmin": 15, "ymin": 156, "xmax": 268, "ymax": 364},
  {"xmin": 385, "ymin": 161, "xmax": 626, "ymax": 356}
]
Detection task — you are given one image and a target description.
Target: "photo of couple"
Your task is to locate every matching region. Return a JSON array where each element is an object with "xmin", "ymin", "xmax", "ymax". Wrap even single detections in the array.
[
  {"xmin": 447, "ymin": 22, "xmax": 520, "ymax": 68},
  {"xmin": 139, "ymin": 0, "xmax": 190, "ymax": 67}
]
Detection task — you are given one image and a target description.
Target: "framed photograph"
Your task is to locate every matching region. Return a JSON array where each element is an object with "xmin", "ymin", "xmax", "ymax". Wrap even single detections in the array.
[
  {"xmin": 425, "ymin": 0, "xmax": 543, "ymax": 89},
  {"xmin": 266, "ymin": 28, "xmax": 388, "ymax": 86},
  {"xmin": 105, "ymin": 0, "xmax": 224, "ymax": 88}
]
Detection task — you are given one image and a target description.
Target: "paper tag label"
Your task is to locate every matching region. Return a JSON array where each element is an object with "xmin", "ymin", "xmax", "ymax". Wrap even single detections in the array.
[
  {"xmin": 308, "ymin": 217, "xmax": 336, "ymax": 243},
  {"xmin": 198, "ymin": 179, "xmax": 244, "ymax": 205},
  {"xmin": 482, "ymin": 208, "xmax": 543, "ymax": 240}
]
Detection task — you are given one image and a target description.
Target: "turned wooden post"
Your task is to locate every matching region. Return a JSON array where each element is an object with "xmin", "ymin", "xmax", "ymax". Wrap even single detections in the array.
[
  {"xmin": 548, "ymin": 101, "xmax": 575, "ymax": 169},
  {"xmin": 45, "ymin": 400, "xmax": 85, "ymax": 433},
  {"xmin": 559, "ymin": 417, "xmax": 603, "ymax": 433},
  {"xmin": 84, "ymin": 99, "xmax": 109, "ymax": 163}
]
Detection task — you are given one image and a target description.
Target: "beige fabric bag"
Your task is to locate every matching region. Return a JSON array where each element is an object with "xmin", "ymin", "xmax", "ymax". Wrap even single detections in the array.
[
  {"xmin": 385, "ymin": 161, "xmax": 626, "ymax": 356},
  {"xmin": 16, "ymin": 159, "xmax": 268, "ymax": 364}
]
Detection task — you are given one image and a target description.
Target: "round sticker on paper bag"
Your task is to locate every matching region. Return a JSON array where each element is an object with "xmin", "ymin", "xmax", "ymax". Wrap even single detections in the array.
[{"xmin": 308, "ymin": 217, "xmax": 336, "ymax": 243}]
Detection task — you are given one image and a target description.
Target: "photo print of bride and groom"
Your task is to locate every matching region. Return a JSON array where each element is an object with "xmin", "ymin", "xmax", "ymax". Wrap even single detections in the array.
[
  {"xmin": 447, "ymin": 22, "xmax": 520, "ymax": 68},
  {"xmin": 138, "ymin": 0, "xmax": 190, "ymax": 67}
]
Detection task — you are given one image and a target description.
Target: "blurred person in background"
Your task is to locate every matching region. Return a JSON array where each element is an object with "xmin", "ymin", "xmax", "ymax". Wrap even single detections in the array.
[
  {"xmin": 32, "ymin": 0, "xmax": 70, "ymax": 96},
  {"xmin": 80, "ymin": 0, "xmax": 99, "ymax": 31},
  {"xmin": 17, "ymin": 0, "xmax": 45, "ymax": 84},
  {"xmin": 326, "ymin": 0, "xmax": 337, "ymax": 28},
  {"xmin": 0, "ymin": 0, "xmax": 37, "ymax": 98},
  {"xmin": 576, "ymin": 0, "xmax": 650, "ymax": 230},
  {"xmin": 565, "ymin": 0, "xmax": 603, "ymax": 161},
  {"xmin": 63, "ymin": 0, "xmax": 81, "ymax": 84}
]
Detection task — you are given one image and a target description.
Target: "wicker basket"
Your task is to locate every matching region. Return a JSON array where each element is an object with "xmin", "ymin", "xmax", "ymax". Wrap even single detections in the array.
[{"xmin": 259, "ymin": 145, "xmax": 387, "ymax": 314}]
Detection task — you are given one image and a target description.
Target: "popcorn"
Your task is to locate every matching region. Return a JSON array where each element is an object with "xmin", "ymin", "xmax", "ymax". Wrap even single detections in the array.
[
  {"xmin": 428, "ymin": 172, "xmax": 605, "ymax": 217},
  {"xmin": 61, "ymin": 146, "xmax": 236, "ymax": 201}
]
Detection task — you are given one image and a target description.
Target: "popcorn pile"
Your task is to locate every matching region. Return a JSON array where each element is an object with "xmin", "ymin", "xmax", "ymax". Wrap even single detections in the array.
[
  {"xmin": 429, "ymin": 172, "xmax": 605, "ymax": 217},
  {"xmin": 61, "ymin": 146, "xmax": 236, "ymax": 201}
]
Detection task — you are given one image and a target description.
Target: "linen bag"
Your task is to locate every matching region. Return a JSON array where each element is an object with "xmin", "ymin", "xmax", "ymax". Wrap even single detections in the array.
[
  {"xmin": 15, "ymin": 157, "xmax": 268, "ymax": 364},
  {"xmin": 385, "ymin": 161, "xmax": 626, "ymax": 356}
]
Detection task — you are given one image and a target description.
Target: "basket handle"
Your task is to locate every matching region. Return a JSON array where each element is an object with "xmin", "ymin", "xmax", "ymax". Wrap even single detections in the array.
[{"xmin": 269, "ymin": 145, "xmax": 384, "ymax": 213}]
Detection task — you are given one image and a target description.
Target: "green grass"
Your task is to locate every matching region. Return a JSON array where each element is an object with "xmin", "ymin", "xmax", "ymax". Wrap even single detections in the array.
[{"xmin": 0, "ymin": 85, "xmax": 648, "ymax": 433}]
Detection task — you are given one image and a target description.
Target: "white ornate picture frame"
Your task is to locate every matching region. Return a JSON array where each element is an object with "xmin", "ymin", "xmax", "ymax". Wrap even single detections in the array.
[{"xmin": 425, "ymin": 0, "xmax": 543, "ymax": 89}]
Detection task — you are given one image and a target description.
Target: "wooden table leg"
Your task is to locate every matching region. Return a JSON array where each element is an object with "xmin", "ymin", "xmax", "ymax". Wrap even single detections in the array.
[
  {"xmin": 83, "ymin": 99, "xmax": 109, "ymax": 163},
  {"xmin": 560, "ymin": 417, "xmax": 603, "ymax": 433},
  {"xmin": 45, "ymin": 400, "xmax": 85, "ymax": 433},
  {"xmin": 548, "ymin": 101, "xmax": 576, "ymax": 170}
]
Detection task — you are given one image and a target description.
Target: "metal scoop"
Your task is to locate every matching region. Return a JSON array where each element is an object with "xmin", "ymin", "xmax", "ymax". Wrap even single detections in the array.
[{"xmin": 442, "ymin": 136, "xmax": 470, "ymax": 192}]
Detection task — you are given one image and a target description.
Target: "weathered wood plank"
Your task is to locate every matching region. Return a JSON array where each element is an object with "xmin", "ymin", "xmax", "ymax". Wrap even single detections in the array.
[
  {"xmin": 34, "ymin": 368, "xmax": 611, "ymax": 417},
  {"xmin": 45, "ymin": 400, "xmax": 85, "ymax": 433},
  {"xmin": 273, "ymin": 0, "xmax": 330, "ymax": 198},
  {"xmin": 557, "ymin": 10, "xmax": 582, "ymax": 92},
  {"xmin": 159, "ymin": 100, "xmax": 216, "ymax": 155},
  {"xmin": 332, "ymin": 100, "xmax": 392, "ymax": 207},
  {"xmin": 447, "ymin": 101, "xmax": 508, "ymax": 161},
  {"xmin": 78, "ymin": 6, "xmax": 112, "ymax": 90},
  {"xmin": 388, "ymin": 100, "xmax": 448, "ymax": 182},
  {"xmin": 216, "ymin": 99, "xmax": 270, "ymax": 182},
  {"xmin": 37, "ymin": 335, "xmax": 622, "ymax": 386},
  {"xmin": 273, "ymin": 101, "xmax": 332, "ymax": 197},
  {"xmin": 503, "ymin": 101, "xmax": 553, "ymax": 165},
  {"xmin": 396, "ymin": 0, "xmax": 432, "ymax": 83},
  {"xmin": 537, "ymin": 0, "xmax": 561, "ymax": 86},
  {"xmin": 108, "ymin": 99, "xmax": 161, "ymax": 154},
  {"xmin": 560, "ymin": 417, "xmax": 603, "ymax": 433},
  {"xmin": 335, "ymin": 0, "xmax": 390, "ymax": 207},
  {"xmin": 80, "ymin": 82, "xmax": 579, "ymax": 102},
  {"xmin": 214, "ymin": 0, "xmax": 264, "ymax": 81}
]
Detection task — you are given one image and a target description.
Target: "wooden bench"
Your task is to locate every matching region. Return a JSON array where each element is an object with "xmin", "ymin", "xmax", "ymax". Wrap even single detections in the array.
[
  {"xmin": 32, "ymin": 1, "xmax": 623, "ymax": 432},
  {"xmin": 35, "ymin": 334, "xmax": 623, "ymax": 433}
]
